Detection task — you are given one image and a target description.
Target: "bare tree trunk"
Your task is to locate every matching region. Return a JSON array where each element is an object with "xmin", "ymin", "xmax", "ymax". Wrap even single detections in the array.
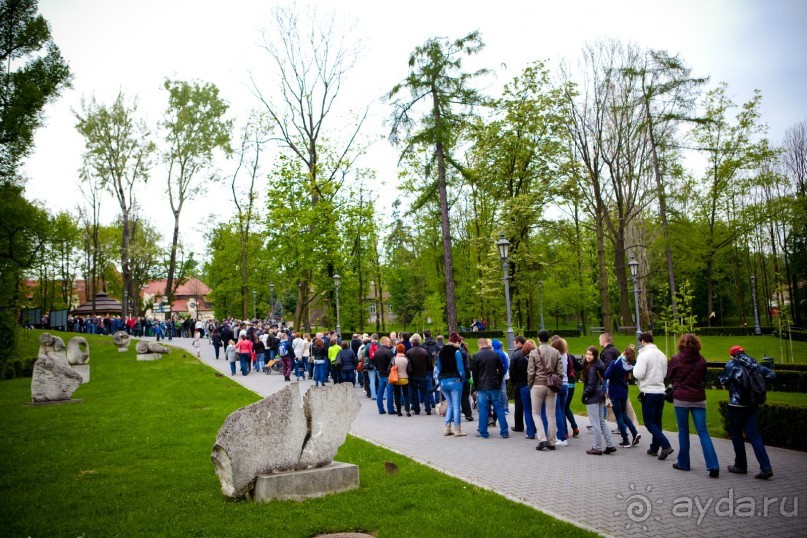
[{"xmin": 595, "ymin": 205, "xmax": 611, "ymax": 330}]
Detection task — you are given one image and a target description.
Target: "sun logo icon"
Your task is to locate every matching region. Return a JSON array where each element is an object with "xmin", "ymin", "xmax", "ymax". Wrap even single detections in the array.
[{"xmin": 615, "ymin": 483, "xmax": 664, "ymax": 531}]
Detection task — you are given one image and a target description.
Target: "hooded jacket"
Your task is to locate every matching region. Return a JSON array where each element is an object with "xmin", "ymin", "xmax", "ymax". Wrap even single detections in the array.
[
  {"xmin": 668, "ymin": 347, "xmax": 707, "ymax": 402},
  {"xmin": 581, "ymin": 359, "xmax": 606, "ymax": 404},
  {"xmin": 717, "ymin": 352, "xmax": 776, "ymax": 406},
  {"xmin": 491, "ymin": 339, "xmax": 509, "ymax": 379},
  {"xmin": 604, "ymin": 356, "xmax": 634, "ymax": 399}
]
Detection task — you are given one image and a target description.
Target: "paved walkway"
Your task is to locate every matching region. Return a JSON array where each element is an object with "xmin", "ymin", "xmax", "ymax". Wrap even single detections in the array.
[{"xmin": 147, "ymin": 337, "xmax": 807, "ymax": 537}]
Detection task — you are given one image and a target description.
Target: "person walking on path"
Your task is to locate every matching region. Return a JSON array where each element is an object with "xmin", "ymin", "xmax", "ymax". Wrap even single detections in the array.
[
  {"xmin": 472, "ymin": 338, "xmax": 509, "ymax": 439},
  {"xmin": 406, "ymin": 334, "xmax": 432, "ymax": 415},
  {"xmin": 389, "ymin": 344, "xmax": 412, "ymax": 416},
  {"xmin": 311, "ymin": 337, "xmax": 329, "ymax": 386},
  {"xmin": 336, "ymin": 340, "xmax": 359, "ymax": 386},
  {"xmin": 280, "ymin": 332, "xmax": 295, "ymax": 381},
  {"xmin": 605, "ymin": 344, "xmax": 641, "ymax": 448},
  {"xmin": 225, "ymin": 339, "xmax": 237, "ymax": 376},
  {"xmin": 634, "ymin": 332, "xmax": 674, "ymax": 460},
  {"xmin": 211, "ymin": 328, "xmax": 222, "ymax": 360},
  {"xmin": 508, "ymin": 336, "xmax": 528, "ymax": 434},
  {"xmin": 668, "ymin": 333, "xmax": 720, "ymax": 478},
  {"xmin": 527, "ymin": 329, "xmax": 562, "ymax": 451},
  {"xmin": 234, "ymin": 333, "xmax": 253, "ymax": 376},
  {"xmin": 718, "ymin": 345, "xmax": 776, "ymax": 480},
  {"xmin": 374, "ymin": 336, "xmax": 396, "ymax": 415},
  {"xmin": 581, "ymin": 346, "xmax": 617, "ymax": 455},
  {"xmin": 437, "ymin": 333, "xmax": 468, "ymax": 436},
  {"xmin": 564, "ymin": 350, "xmax": 582, "ymax": 438}
]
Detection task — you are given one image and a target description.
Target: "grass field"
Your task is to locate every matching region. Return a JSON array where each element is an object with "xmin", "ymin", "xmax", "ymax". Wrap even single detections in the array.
[{"xmin": 1, "ymin": 331, "xmax": 594, "ymax": 537}]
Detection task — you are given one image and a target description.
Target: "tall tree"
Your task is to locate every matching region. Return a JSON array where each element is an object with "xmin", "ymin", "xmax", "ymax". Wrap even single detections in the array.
[
  {"xmin": 0, "ymin": 0, "xmax": 71, "ymax": 181},
  {"xmin": 161, "ymin": 79, "xmax": 231, "ymax": 304},
  {"xmin": 75, "ymin": 92, "xmax": 154, "ymax": 317},
  {"xmin": 253, "ymin": 5, "xmax": 367, "ymax": 330},
  {"xmin": 387, "ymin": 31, "xmax": 489, "ymax": 333}
]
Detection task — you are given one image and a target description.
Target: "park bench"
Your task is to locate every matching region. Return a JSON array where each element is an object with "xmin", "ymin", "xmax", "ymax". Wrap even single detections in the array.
[
  {"xmin": 590, "ymin": 327, "xmax": 606, "ymax": 334},
  {"xmin": 617, "ymin": 326, "xmax": 636, "ymax": 335}
]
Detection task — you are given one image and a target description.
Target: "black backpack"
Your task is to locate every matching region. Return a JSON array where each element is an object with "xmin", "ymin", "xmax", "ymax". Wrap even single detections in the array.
[{"xmin": 741, "ymin": 363, "xmax": 768, "ymax": 405}]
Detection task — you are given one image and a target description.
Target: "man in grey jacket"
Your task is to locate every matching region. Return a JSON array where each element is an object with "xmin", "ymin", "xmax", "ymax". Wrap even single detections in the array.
[{"xmin": 527, "ymin": 330, "xmax": 563, "ymax": 450}]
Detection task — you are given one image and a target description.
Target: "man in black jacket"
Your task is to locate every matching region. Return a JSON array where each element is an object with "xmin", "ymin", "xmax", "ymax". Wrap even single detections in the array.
[
  {"xmin": 508, "ymin": 335, "xmax": 528, "ymax": 433},
  {"xmin": 422, "ymin": 330, "xmax": 441, "ymax": 408},
  {"xmin": 406, "ymin": 334, "xmax": 433, "ymax": 415},
  {"xmin": 472, "ymin": 338, "xmax": 509, "ymax": 438},
  {"xmin": 374, "ymin": 336, "xmax": 395, "ymax": 415}
]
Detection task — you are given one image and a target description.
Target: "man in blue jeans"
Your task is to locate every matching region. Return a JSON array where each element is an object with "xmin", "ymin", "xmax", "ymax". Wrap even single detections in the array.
[
  {"xmin": 406, "ymin": 334, "xmax": 433, "ymax": 415},
  {"xmin": 471, "ymin": 338, "xmax": 509, "ymax": 438},
  {"xmin": 634, "ymin": 332, "xmax": 673, "ymax": 460},
  {"xmin": 374, "ymin": 336, "xmax": 396, "ymax": 414}
]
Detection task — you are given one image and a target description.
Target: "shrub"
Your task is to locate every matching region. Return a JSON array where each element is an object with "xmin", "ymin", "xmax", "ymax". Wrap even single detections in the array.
[
  {"xmin": 1, "ymin": 357, "xmax": 37, "ymax": 380},
  {"xmin": 719, "ymin": 400, "xmax": 807, "ymax": 450},
  {"xmin": 655, "ymin": 326, "xmax": 775, "ymax": 337}
]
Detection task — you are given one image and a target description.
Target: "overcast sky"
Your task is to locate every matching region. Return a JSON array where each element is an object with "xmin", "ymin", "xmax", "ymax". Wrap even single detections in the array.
[{"xmin": 22, "ymin": 0, "xmax": 807, "ymax": 259}]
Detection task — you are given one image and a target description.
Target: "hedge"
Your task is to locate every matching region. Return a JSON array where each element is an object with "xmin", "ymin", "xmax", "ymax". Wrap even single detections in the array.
[
  {"xmin": 458, "ymin": 329, "xmax": 582, "ymax": 340},
  {"xmin": 1, "ymin": 357, "xmax": 37, "ymax": 380},
  {"xmin": 654, "ymin": 326, "xmax": 775, "ymax": 337},
  {"xmin": 705, "ymin": 367, "xmax": 807, "ymax": 393},
  {"xmin": 719, "ymin": 400, "xmax": 807, "ymax": 450}
]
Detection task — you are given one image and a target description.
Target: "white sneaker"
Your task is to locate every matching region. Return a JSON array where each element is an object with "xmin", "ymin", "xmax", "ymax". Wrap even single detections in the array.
[{"xmin": 556, "ymin": 440, "xmax": 568, "ymax": 447}]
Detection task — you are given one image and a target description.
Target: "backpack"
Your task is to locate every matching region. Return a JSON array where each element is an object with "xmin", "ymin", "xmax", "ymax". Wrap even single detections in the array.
[
  {"xmin": 741, "ymin": 363, "xmax": 768, "ymax": 405},
  {"xmin": 368, "ymin": 341, "xmax": 379, "ymax": 359}
]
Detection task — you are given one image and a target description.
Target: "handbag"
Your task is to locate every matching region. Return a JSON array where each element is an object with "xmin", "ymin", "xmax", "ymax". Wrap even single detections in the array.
[
  {"xmin": 538, "ymin": 349, "xmax": 562, "ymax": 393},
  {"xmin": 664, "ymin": 385, "xmax": 674, "ymax": 403},
  {"xmin": 388, "ymin": 358, "xmax": 399, "ymax": 384}
]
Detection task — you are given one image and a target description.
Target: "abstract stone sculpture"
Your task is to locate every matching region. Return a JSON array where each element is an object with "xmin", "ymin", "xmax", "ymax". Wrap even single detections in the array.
[
  {"xmin": 112, "ymin": 331, "xmax": 131, "ymax": 352},
  {"xmin": 135, "ymin": 340, "xmax": 172, "ymax": 361},
  {"xmin": 66, "ymin": 336, "xmax": 90, "ymax": 383},
  {"xmin": 38, "ymin": 333, "xmax": 68, "ymax": 364},
  {"xmin": 31, "ymin": 356, "xmax": 83, "ymax": 402},
  {"xmin": 211, "ymin": 383, "xmax": 360, "ymax": 500}
]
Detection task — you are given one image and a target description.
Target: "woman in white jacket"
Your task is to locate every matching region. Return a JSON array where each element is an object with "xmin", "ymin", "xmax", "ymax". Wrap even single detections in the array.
[{"xmin": 633, "ymin": 333, "xmax": 674, "ymax": 460}]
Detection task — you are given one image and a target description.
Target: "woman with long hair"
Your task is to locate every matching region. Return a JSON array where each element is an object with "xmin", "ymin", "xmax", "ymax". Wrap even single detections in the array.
[
  {"xmin": 669, "ymin": 333, "xmax": 719, "ymax": 478},
  {"xmin": 581, "ymin": 346, "xmax": 616, "ymax": 455}
]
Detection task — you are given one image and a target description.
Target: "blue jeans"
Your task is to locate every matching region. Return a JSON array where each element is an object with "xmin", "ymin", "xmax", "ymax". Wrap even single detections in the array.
[
  {"xmin": 477, "ymin": 389, "xmax": 509, "ymax": 437},
  {"xmin": 341, "ymin": 369, "xmax": 355, "ymax": 386},
  {"xmin": 520, "ymin": 385, "xmax": 536, "ymax": 438},
  {"xmin": 564, "ymin": 384, "xmax": 578, "ymax": 431},
  {"xmin": 441, "ymin": 378, "xmax": 463, "ymax": 426},
  {"xmin": 675, "ymin": 406, "xmax": 719, "ymax": 471},
  {"xmin": 641, "ymin": 393, "xmax": 671, "ymax": 452},
  {"xmin": 229, "ymin": 360, "xmax": 236, "ymax": 375},
  {"xmin": 410, "ymin": 376, "xmax": 430, "ymax": 414},
  {"xmin": 238, "ymin": 353, "xmax": 250, "ymax": 376},
  {"xmin": 611, "ymin": 396, "xmax": 637, "ymax": 443},
  {"xmin": 377, "ymin": 376, "xmax": 395, "ymax": 414},
  {"xmin": 728, "ymin": 405, "xmax": 771, "ymax": 472},
  {"xmin": 541, "ymin": 385, "xmax": 569, "ymax": 441},
  {"xmin": 314, "ymin": 361, "xmax": 329, "ymax": 386},
  {"xmin": 426, "ymin": 375, "xmax": 436, "ymax": 406},
  {"xmin": 366, "ymin": 369, "xmax": 377, "ymax": 399}
]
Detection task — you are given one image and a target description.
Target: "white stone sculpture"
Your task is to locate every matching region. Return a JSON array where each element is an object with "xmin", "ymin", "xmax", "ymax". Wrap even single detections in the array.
[
  {"xmin": 136, "ymin": 340, "xmax": 172, "ymax": 361},
  {"xmin": 112, "ymin": 331, "xmax": 131, "ymax": 352},
  {"xmin": 211, "ymin": 383, "xmax": 360, "ymax": 500},
  {"xmin": 38, "ymin": 333, "xmax": 90, "ymax": 383},
  {"xmin": 31, "ymin": 356, "xmax": 83, "ymax": 402}
]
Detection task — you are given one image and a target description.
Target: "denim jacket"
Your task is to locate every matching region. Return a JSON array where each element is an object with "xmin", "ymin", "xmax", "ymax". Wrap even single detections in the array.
[{"xmin": 717, "ymin": 353, "xmax": 775, "ymax": 406}]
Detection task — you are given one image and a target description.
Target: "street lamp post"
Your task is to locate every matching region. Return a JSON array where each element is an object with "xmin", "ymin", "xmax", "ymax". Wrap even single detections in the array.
[
  {"xmin": 269, "ymin": 282, "xmax": 275, "ymax": 322},
  {"xmin": 537, "ymin": 279, "xmax": 545, "ymax": 331},
  {"xmin": 751, "ymin": 274, "xmax": 762, "ymax": 335},
  {"xmin": 496, "ymin": 233, "xmax": 515, "ymax": 353},
  {"xmin": 123, "ymin": 289, "xmax": 128, "ymax": 318},
  {"xmin": 333, "ymin": 273, "xmax": 341, "ymax": 335},
  {"xmin": 628, "ymin": 252, "xmax": 642, "ymax": 345},
  {"xmin": 252, "ymin": 289, "xmax": 257, "ymax": 320}
]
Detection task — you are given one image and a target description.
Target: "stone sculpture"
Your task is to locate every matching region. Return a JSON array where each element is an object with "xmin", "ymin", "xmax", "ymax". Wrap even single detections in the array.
[
  {"xmin": 112, "ymin": 331, "xmax": 131, "ymax": 352},
  {"xmin": 38, "ymin": 333, "xmax": 68, "ymax": 364},
  {"xmin": 31, "ymin": 356, "xmax": 83, "ymax": 402},
  {"xmin": 38, "ymin": 333, "xmax": 91, "ymax": 383},
  {"xmin": 211, "ymin": 383, "xmax": 360, "ymax": 501},
  {"xmin": 135, "ymin": 340, "xmax": 172, "ymax": 361}
]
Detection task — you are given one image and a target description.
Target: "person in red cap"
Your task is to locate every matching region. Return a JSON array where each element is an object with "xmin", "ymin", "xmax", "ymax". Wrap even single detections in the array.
[{"xmin": 718, "ymin": 345, "xmax": 776, "ymax": 479}]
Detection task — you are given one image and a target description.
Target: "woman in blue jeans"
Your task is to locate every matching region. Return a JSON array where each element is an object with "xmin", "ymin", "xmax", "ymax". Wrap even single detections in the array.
[
  {"xmin": 668, "ymin": 333, "xmax": 719, "ymax": 478},
  {"xmin": 437, "ymin": 333, "xmax": 467, "ymax": 437}
]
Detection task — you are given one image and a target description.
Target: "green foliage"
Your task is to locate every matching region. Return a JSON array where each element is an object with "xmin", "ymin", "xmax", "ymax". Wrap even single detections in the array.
[
  {"xmin": 657, "ymin": 279, "xmax": 698, "ymax": 335},
  {"xmin": 0, "ymin": 0, "xmax": 71, "ymax": 180}
]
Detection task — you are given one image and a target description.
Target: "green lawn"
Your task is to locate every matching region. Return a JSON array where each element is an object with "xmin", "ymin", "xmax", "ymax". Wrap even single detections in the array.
[{"xmin": 1, "ymin": 331, "xmax": 594, "ymax": 537}]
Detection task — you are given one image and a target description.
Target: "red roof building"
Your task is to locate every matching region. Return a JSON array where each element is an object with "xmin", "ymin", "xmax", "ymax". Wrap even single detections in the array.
[{"xmin": 141, "ymin": 278, "xmax": 213, "ymax": 320}]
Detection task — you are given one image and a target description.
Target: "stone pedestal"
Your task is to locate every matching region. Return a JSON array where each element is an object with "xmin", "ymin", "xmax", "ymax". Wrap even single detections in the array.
[
  {"xmin": 117, "ymin": 347, "xmax": 129, "ymax": 353},
  {"xmin": 252, "ymin": 462, "xmax": 359, "ymax": 503},
  {"xmin": 137, "ymin": 353, "xmax": 164, "ymax": 361},
  {"xmin": 72, "ymin": 364, "xmax": 90, "ymax": 383}
]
